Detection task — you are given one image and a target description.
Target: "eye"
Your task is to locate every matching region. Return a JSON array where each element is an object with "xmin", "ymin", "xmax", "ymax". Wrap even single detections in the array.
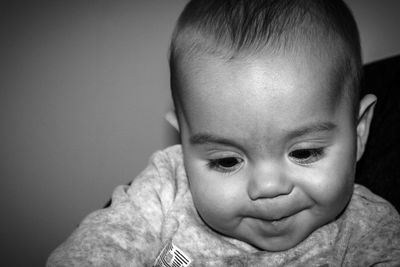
[
  {"xmin": 207, "ymin": 157, "xmax": 243, "ymax": 174},
  {"xmin": 289, "ymin": 148, "xmax": 324, "ymax": 165}
]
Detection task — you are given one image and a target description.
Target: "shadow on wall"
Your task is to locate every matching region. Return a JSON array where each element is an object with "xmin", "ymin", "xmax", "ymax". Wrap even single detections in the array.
[
  {"xmin": 166, "ymin": 121, "xmax": 181, "ymax": 146},
  {"xmin": 0, "ymin": 0, "xmax": 186, "ymax": 266}
]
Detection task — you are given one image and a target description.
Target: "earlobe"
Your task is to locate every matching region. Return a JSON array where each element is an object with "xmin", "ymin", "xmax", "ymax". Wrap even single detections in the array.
[
  {"xmin": 165, "ymin": 110, "xmax": 180, "ymax": 132},
  {"xmin": 356, "ymin": 94, "xmax": 377, "ymax": 161}
]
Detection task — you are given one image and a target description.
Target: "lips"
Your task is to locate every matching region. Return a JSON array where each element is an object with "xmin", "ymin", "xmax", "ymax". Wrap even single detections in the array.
[
  {"xmin": 252, "ymin": 216, "xmax": 294, "ymax": 236},
  {"xmin": 248, "ymin": 197, "xmax": 310, "ymax": 222},
  {"xmin": 258, "ymin": 212, "xmax": 294, "ymax": 222},
  {"xmin": 248, "ymin": 205, "xmax": 311, "ymax": 236}
]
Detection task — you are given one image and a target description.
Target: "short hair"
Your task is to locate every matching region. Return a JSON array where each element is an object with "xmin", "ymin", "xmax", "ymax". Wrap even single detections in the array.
[{"xmin": 169, "ymin": 0, "xmax": 362, "ymax": 118}]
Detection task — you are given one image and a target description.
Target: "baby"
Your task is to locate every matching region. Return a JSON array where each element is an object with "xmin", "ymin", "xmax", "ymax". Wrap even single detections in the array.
[{"xmin": 48, "ymin": 0, "xmax": 400, "ymax": 266}]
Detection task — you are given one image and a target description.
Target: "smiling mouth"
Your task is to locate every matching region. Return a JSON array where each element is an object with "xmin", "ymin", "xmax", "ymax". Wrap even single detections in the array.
[
  {"xmin": 252, "ymin": 215, "xmax": 293, "ymax": 235},
  {"xmin": 262, "ymin": 214, "xmax": 292, "ymax": 224},
  {"xmin": 253, "ymin": 211, "xmax": 301, "ymax": 232},
  {"xmin": 257, "ymin": 212, "xmax": 294, "ymax": 222},
  {"xmin": 268, "ymin": 215, "xmax": 293, "ymax": 225},
  {"xmin": 256, "ymin": 206, "xmax": 307, "ymax": 222}
]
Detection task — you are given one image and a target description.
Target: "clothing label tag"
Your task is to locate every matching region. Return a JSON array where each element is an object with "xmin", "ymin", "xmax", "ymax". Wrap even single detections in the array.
[{"xmin": 153, "ymin": 241, "xmax": 192, "ymax": 267}]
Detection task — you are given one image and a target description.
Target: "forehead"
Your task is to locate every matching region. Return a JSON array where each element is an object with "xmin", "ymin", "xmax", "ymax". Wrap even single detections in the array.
[{"xmin": 177, "ymin": 51, "xmax": 347, "ymax": 133}]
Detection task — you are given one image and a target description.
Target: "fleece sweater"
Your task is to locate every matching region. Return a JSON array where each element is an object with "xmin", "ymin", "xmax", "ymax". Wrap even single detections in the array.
[{"xmin": 47, "ymin": 145, "xmax": 400, "ymax": 267}]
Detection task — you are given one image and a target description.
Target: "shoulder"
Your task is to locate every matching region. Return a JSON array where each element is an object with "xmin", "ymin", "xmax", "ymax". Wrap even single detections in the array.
[
  {"xmin": 47, "ymin": 145, "xmax": 186, "ymax": 267},
  {"xmin": 343, "ymin": 184, "xmax": 400, "ymax": 265},
  {"xmin": 124, "ymin": 144, "xmax": 188, "ymax": 211},
  {"xmin": 349, "ymin": 184, "xmax": 400, "ymax": 225},
  {"xmin": 347, "ymin": 184, "xmax": 400, "ymax": 237},
  {"xmin": 151, "ymin": 144, "xmax": 184, "ymax": 178},
  {"xmin": 149, "ymin": 144, "xmax": 183, "ymax": 166},
  {"xmin": 129, "ymin": 144, "xmax": 184, "ymax": 188}
]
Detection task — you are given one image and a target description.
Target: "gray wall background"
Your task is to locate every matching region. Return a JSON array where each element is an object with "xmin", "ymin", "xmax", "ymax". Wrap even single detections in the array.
[{"xmin": 1, "ymin": 0, "xmax": 399, "ymax": 266}]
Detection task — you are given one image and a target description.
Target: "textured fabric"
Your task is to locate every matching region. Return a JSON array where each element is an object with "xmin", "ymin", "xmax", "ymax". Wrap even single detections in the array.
[{"xmin": 48, "ymin": 145, "xmax": 400, "ymax": 267}]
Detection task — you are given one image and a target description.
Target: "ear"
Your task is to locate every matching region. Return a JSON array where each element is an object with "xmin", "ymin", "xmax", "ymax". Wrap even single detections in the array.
[
  {"xmin": 165, "ymin": 110, "xmax": 180, "ymax": 132},
  {"xmin": 356, "ymin": 94, "xmax": 377, "ymax": 161}
]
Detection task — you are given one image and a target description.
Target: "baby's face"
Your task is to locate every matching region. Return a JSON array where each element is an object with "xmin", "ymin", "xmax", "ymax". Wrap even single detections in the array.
[{"xmin": 177, "ymin": 51, "xmax": 357, "ymax": 251}]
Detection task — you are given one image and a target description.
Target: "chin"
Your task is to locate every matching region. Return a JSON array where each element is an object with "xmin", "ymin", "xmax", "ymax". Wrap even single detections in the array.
[
  {"xmin": 243, "ymin": 228, "xmax": 313, "ymax": 252},
  {"xmin": 252, "ymin": 238, "xmax": 301, "ymax": 252}
]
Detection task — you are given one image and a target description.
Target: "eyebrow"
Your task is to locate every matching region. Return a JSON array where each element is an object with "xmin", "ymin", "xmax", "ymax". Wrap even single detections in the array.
[
  {"xmin": 189, "ymin": 122, "xmax": 337, "ymax": 146},
  {"xmin": 286, "ymin": 122, "xmax": 337, "ymax": 139},
  {"xmin": 189, "ymin": 133, "xmax": 242, "ymax": 147}
]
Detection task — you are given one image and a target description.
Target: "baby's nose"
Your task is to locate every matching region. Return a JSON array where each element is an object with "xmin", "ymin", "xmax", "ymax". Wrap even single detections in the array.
[{"xmin": 247, "ymin": 161, "xmax": 293, "ymax": 200}]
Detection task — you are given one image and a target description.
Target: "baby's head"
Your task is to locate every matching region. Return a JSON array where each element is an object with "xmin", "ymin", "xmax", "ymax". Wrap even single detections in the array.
[{"xmin": 167, "ymin": 0, "xmax": 377, "ymax": 251}]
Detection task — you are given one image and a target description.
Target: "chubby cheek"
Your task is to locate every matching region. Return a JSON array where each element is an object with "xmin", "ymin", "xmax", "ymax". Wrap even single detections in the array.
[
  {"xmin": 185, "ymin": 161, "xmax": 244, "ymax": 230},
  {"xmin": 307, "ymin": 149, "xmax": 355, "ymax": 218}
]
